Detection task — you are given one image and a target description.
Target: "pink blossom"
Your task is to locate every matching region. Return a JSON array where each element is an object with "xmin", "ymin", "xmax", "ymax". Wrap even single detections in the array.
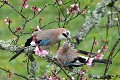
[
  {"xmin": 6, "ymin": 72, "xmax": 14, "ymax": 79},
  {"xmin": 67, "ymin": 8, "xmax": 71, "ymax": 14},
  {"xmin": 4, "ymin": 17, "xmax": 12, "ymax": 24},
  {"xmin": 22, "ymin": 2, "xmax": 28, "ymax": 8},
  {"xmin": 95, "ymin": 53, "xmax": 104, "ymax": 60},
  {"xmin": 4, "ymin": 17, "xmax": 9, "ymax": 24},
  {"xmin": 93, "ymin": 40, "xmax": 98, "ymax": 46},
  {"xmin": 80, "ymin": 70, "xmax": 85, "ymax": 75},
  {"xmin": 22, "ymin": 0, "xmax": 28, "ymax": 2},
  {"xmin": 97, "ymin": 49, "xmax": 101, "ymax": 53},
  {"xmin": 39, "ymin": 18, "xmax": 43, "ymax": 21},
  {"xmin": 36, "ymin": 26, "xmax": 41, "ymax": 31},
  {"xmin": 86, "ymin": 58, "xmax": 93, "ymax": 66},
  {"xmin": 103, "ymin": 45, "xmax": 108, "ymax": 53},
  {"xmin": 72, "ymin": 76, "xmax": 76, "ymax": 80},
  {"xmin": 81, "ymin": 75, "xmax": 86, "ymax": 80},
  {"xmin": 81, "ymin": 9, "xmax": 86, "ymax": 14},
  {"xmin": 103, "ymin": 45, "xmax": 108, "ymax": 49},
  {"xmin": 67, "ymin": 4, "xmax": 80, "ymax": 14},
  {"xmin": 103, "ymin": 49, "xmax": 107, "ymax": 54},
  {"xmin": 15, "ymin": 27, "xmax": 23, "ymax": 32},
  {"xmin": 49, "ymin": 76, "xmax": 55, "ymax": 80},
  {"xmin": 31, "ymin": 6, "xmax": 41, "ymax": 12},
  {"xmin": 34, "ymin": 46, "xmax": 48, "ymax": 57},
  {"xmin": 21, "ymin": 0, "xmax": 28, "ymax": 8},
  {"xmin": 55, "ymin": 0, "xmax": 62, "ymax": 5}
]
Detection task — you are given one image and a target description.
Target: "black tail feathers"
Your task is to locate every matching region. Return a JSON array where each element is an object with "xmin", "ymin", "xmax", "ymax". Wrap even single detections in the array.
[
  {"xmin": 93, "ymin": 59, "xmax": 112, "ymax": 64},
  {"xmin": 9, "ymin": 49, "xmax": 24, "ymax": 62},
  {"xmin": 9, "ymin": 37, "xmax": 33, "ymax": 62},
  {"xmin": 77, "ymin": 50, "xmax": 96, "ymax": 57},
  {"xmin": 64, "ymin": 57, "xmax": 112, "ymax": 67}
]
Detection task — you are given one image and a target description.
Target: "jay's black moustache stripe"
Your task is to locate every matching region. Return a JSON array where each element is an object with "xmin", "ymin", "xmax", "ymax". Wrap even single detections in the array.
[{"xmin": 62, "ymin": 33, "xmax": 68, "ymax": 38}]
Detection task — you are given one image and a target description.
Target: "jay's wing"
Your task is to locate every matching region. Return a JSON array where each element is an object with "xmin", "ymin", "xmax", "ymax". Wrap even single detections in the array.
[
  {"xmin": 37, "ymin": 39, "xmax": 51, "ymax": 46},
  {"xmin": 9, "ymin": 39, "xmax": 51, "ymax": 62},
  {"xmin": 63, "ymin": 57, "xmax": 86, "ymax": 67}
]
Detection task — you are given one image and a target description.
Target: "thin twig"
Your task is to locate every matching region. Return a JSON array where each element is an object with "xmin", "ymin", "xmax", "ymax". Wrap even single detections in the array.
[
  {"xmin": 112, "ymin": 48, "xmax": 120, "ymax": 58},
  {"xmin": 1, "ymin": 2, "xmax": 26, "ymax": 19},
  {"xmin": 0, "ymin": 67, "xmax": 28, "ymax": 80},
  {"xmin": 0, "ymin": 3, "xmax": 4, "ymax": 8},
  {"xmin": 90, "ymin": 37, "xmax": 95, "ymax": 53},
  {"xmin": 41, "ymin": 21, "xmax": 60, "ymax": 29},
  {"xmin": 28, "ymin": 4, "xmax": 55, "ymax": 22},
  {"xmin": 104, "ymin": 37, "xmax": 120, "ymax": 76},
  {"xmin": 8, "ymin": 21, "xmax": 18, "ymax": 36},
  {"xmin": 46, "ymin": 55, "xmax": 72, "ymax": 80}
]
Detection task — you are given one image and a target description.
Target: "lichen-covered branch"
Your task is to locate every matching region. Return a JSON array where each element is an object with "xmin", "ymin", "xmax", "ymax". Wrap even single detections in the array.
[
  {"xmin": 74, "ymin": 0, "xmax": 118, "ymax": 45},
  {"xmin": 0, "ymin": 40, "xmax": 37, "ymax": 79},
  {"xmin": 0, "ymin": 40, "xmax": 34, "ymax": 54},
  {"xmin": 88, "ymin": 74, "xmax": 120, "ymax": 79},
  {"xmin": 45, "ymin": 55, "xmax": 120, "ymax": 80}
]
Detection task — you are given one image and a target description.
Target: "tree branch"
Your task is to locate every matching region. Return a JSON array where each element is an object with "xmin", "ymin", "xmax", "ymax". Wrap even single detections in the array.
[
  {"xmin": 88, "ymin": 74, "xmax": 120, "ymax": 79},
  {"xmin": 74, "ymin": 0, "xmax": 118, "ymax": 46},
  {"xmin": 0, "ymin": 40, "xmax": 34, "ymax": 54}
]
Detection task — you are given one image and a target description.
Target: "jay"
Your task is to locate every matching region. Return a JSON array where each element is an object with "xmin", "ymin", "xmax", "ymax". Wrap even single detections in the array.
[
  {"xmin": 56, "ymin": 41, "xmax": 111, "ymax": 67},
  {"xmin": 9, "ymin": 28, "xmax": 71, "ymax": 61}
]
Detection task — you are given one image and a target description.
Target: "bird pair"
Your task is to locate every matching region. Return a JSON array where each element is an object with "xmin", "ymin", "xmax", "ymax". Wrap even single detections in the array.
[
  {"xmin": 9, "ymin": 28, "xmax": 111, "ymax": 67},
  {"xmin": 9, "ymin": 28, "xmax": 71, "ymax": 61}
]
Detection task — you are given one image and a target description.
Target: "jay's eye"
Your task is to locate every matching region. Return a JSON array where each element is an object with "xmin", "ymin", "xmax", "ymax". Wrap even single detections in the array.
[{"xmin": 66, "ymin": 32, "xmax": 69, "ymax": 35}]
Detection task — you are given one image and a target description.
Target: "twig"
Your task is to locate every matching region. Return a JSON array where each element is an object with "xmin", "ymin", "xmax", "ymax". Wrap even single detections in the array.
[
  {"xmin": 56, "ymin": 2, "xmax": 65, "ymax": 18},
  {"xmin": 8, "ymin": 21, "xmax": 18, "ymax": 36},
  {"xmin": 104, "ymin": 37, "xmax": 120, "ymax": 76},
  {"xmin": 74, "ymin": 0, "xmax": 118, "ymax": 46},
  {"xmin": 90, "ymin": 37, "xmax": 96, "ymax": 53},
  {"xmin": 0, "ymin": 3, "xmax": 4, "ymax": 8},
  {"xmin": 112, "ymin": 48, "xmax": 120, "ymax": 58},
  {"xmin": 46, "ymin": 55, "xmax": 72, "ymax": 80},
  {"xmin": 0, "ymin": 1, "xmax": 26, "ymax": 19},
  {"xmin": 0, "ymin": 67, "xmax": 28, "ymax": 80},
  {"xmin": 113, "ymin": 5, "xmax": 120, "ymax": 13},
  {"xmin": 41, "ymin": 21, "xmax": 60, "ymax": 29},
  {"xmin": 28, "ymin": 4, "xmax": 55, "ymax": 22},
  {"xmin": 88, "ymin": 74, "xmax": 120, "ymax": 79}
]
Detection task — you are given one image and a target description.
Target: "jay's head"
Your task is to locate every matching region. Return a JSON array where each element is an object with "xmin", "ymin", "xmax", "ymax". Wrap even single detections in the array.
[{"xmin": 58, "ymin": 28, "xmax": 71, "ymax": 41}]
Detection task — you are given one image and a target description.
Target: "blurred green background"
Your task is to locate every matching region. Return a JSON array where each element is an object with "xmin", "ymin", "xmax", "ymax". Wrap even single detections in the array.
[{"xmin": 0, "ymin": 0, "xmax": 120, "ymax": 80}]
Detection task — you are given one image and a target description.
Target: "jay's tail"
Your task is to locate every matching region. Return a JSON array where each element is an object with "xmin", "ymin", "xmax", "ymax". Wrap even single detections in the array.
[
  {"xmin": 77, "ymin": 50, "xmax": 96, "ymax": 57},
  {"xmin": 64, "ymin": 57, "xmax": 112, "ymax": 67},
  {"xmin": 93, "ymin": 59, "xmax": 112, "ymax": 64},
  {"xmin": 9, "ymin": 48, "xmax": 24, "ymax": 62},
  {"xmin": 9, "ymin": 37, "xmax": 33, "ymax": 62}
]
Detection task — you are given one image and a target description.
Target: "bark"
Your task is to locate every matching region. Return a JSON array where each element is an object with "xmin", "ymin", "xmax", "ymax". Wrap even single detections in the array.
[{"xmin": 74, "ymin": 0, "xmax": 118, "ymax": 45}]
